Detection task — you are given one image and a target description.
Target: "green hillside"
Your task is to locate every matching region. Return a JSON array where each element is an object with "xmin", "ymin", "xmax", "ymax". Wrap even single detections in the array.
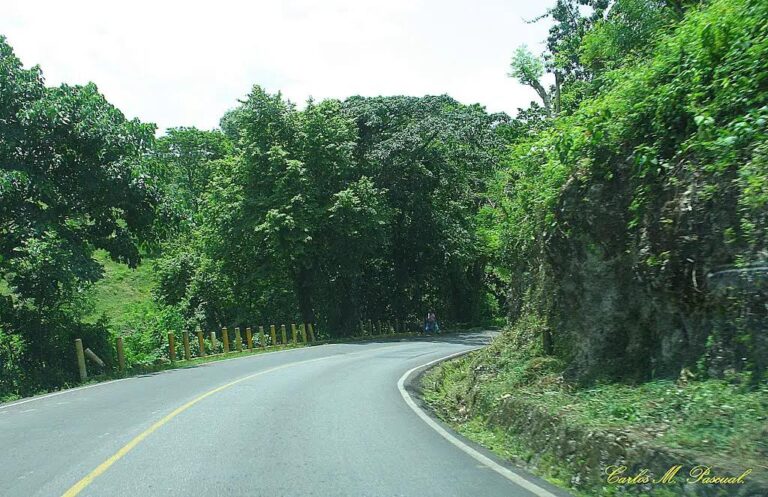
[{"xmin": 84, "ymin": 250, "xmax": 157, "ymax": 331}]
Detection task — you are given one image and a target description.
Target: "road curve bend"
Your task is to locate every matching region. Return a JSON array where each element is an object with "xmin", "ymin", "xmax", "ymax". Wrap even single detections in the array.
[{"xmin": 0, "ymin": 332, "xmax": 571, "ymax": 497}]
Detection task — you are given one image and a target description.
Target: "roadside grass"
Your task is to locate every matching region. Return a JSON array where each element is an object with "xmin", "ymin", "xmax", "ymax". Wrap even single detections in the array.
[
  {"xmin": 421, "ymin": 327, "xmax": 768, "ymax": 495},
  {"xmin": 83, "ymin": 249, "xmax": 156, "ymax": 328}
]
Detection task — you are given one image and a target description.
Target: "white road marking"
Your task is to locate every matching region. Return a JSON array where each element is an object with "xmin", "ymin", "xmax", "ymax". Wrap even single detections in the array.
[
  {"xmin": 0, "ymin": 378, "xmax": 134, "ymax": 411},
  {"xmin": 0, "ymin": 341, "xmax": 344, "ymax": 411},
  {"xmin": 397, "ymin": 350, "xmax": 562, "ymax": 497}
]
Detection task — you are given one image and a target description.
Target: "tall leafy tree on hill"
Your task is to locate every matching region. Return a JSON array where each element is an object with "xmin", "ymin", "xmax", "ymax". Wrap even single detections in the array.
[{"xmin": 0, "ymin": 37, "xmax": 159, "ymax": 394}]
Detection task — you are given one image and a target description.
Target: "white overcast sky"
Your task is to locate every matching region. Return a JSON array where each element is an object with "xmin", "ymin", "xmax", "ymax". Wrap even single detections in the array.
[{"xmin": 2, "ymin": 0, "xmax": 553, "ymax": 134}]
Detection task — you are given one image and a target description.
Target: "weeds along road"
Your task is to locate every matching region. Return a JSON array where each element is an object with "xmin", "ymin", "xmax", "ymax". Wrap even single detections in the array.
[{"xmin": 0, "ymin": 332, "xmax": 570, "ymax": 497}]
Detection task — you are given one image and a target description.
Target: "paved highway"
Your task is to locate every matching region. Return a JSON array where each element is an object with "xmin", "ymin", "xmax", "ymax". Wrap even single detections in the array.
[{"xmin": 0, "ymin": 332, "xmax": 571, "ymax": 497}]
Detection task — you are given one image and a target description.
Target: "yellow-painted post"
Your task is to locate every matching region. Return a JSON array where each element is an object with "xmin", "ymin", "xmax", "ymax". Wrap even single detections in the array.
[
  {"xmin": 222, "ymin": 327, "xmax": 230, "ymax": 353},
  {"xmin": 116, "ymin": 337, "xmax": 126, "ymax": 372},
  {"xmin": 168, "ymin": 332, "xmax": 176, "ymax": 362},
  {"xmin": 197, "ymin": 330, "xmax": 206, "ymax": 357},
  {"xmin": 211, "ymin": 331, "xmax": 218, "ymax": 353},
  {"xmin": 246, "ymin": 327, "xmax": 254, "ymax": 350},
  {"xmin": 258, "ymin": 326, "xmax": 266, "ymax": 348},
  {"xmin": 75, "ymin": 339, "xmax": 87, "ymax": 381},
  {"xmin": 183, "ymin": 331, "xmax": 191, "ymax": 360},
  {"xmin": 270, "ymin": 325, "xmax": 277, "ymax": 347},
  {"xmin": 308, "ymin": 323, "xmax": 315, "ymax": 342},
  {"xmin": 280, "ymin": 325, "xmax": 287, "ymax": 346},
  {"xmin": 235, "ymin": 327, "xmax": 242, "ymax": 352},
  {"xmin": 291, "ymin": 323, "xmax": 297, "ymax": 345},
  {"xmin": 300, "ymin": 323, "xmax": 307, "ymax": 343}
]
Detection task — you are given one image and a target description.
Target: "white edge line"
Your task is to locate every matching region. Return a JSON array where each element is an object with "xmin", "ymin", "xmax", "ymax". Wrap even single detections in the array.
[
  {"xmin": 0, "ymin": 339, "xmax": 389, "ymax": 411},
  {"xmin": 0, "ymin": 341, "xmax": 333, "ymax": 411},
  {"xmin": 0, "ymin": 377, "xmax": 134, "ymax": 410},
  {"xmin": 397, "ymin": 349, "xmax": 562, "ymax": 497}
]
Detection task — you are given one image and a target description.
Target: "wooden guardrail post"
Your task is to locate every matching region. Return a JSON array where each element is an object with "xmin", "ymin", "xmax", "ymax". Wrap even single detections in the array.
[
  {"xmin": 222, "ymin": 327, "xmax": 230, "ymax": 353},
  {"xmin": 308, "ymin": 323, "xmax": 315, "ymax": 342},
  {"xmin": 75, "ymin": 339, "xmax": 87, "ymax": 381},
  {"xmin": 183, "ymin": 331, "xmax": 191, "ymax": 360},
  {"xmin": 211, "ymin": 331, "xmax": 218, "ymax": 353},
  {"xmin": 258, "ymin": 326, "xmax": 265, "ymax": 348},
  {"xmin": 235, "ymin": 327, "xmax": 242, "ymax": 352},
  {"xmin": 367, "ymin": 319, "xmax": 373, "ymax": 335},
  {"xmin": 270, "ymin": 325, "xmax": 277, "ymax": 347},
  {"xmin": 246, "ymin": 327, "xmax": 254, "ymax": 350},
  {"xmin": 197, "ymin": 329, "xmax": 206, "ymax": 357},
  {"xmin": 168, "ymin": 332, "xmax": 176, "ymax": 362},
  {"xmin": 116, "ymin": 337, "xmax": 126, "ymax": 372},
  {"xmin": 280, "ymin": 325, "xmax": 287, "ymax": 346},
  {"xmin": 291, "ymin": 323, "xmax": 297, "ymax": 345},
  {"xmin": 85, "ymin": 348, "xmax": 105, "ymax": 368}
]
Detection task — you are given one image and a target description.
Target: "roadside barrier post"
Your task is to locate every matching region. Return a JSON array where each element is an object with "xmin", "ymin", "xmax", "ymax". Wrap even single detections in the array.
[
  {"xmin": 291, "ymin": 323, "xmax": 297, "ymax": 345},
  {"xmin": 258, "ymin": 326, "xmax": 266, "ymax": 348},
  {"xmin": 280, "ymin": 324, "xmax": 287, "ymax": 345},
  {"xmin": 168, "ymin": 332, "xmax": 176, "ymax": 362},
  {"xmin": 197, "ymin": 329, "xmax": 206, "ymax": 357},
  {"xmin": 246, "ymin": 327, "xmax": 254, "ymax": 350},
  {"xmin": 300, "ymin": 324, "xmax": 307, "ymax": 343},
  {"xmin": 85, "ymin": 348, "xmax": 106, "ymax": 368},
  {"xmin": 183, "ymin": 331, "xmax": 191, "ymax": 360},
  {"xmin": 235, "ymin": 327, "xmax": 243, "ymax": 352},
  {"xmin": 211, "ymin": 331, "xmax": 217, "ymax": 352},
  {"xmin": 222, "ymin": 327, "xmax": 230, "ymax": 353},
  {"xmin": 116, "ymin": 337, "xmax": 126, "ymax": 372},
  {"xmin": 308, "ymin": 323, "xmax": 315, "ymax": 342},
  {"xmin": 367, "ymin": 319, "xmax": 373, "ymax": 335},
  {"xmin": 377, "ymin": 321, "xmax": 382, "ymax": 336},
  {"xmin": 75, "ymin": 339, "xmax": 87, "ymax": 381},
  {"xmin": 270, "ymin": 325, "xmax": 277, "ymax": 347}
]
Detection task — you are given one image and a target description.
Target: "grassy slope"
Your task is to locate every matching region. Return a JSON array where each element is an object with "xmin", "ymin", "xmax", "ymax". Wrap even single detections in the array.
[
  {"xmin": 421, "ymin": 326, "xmax": 768, "ymax": 496},
  {"xmin": 84, "ymin": 250, "xmax": 156, "ymax": 329}
]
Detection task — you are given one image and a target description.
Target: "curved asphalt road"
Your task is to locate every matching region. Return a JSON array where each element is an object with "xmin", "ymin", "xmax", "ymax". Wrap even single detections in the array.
[{"xmin": 0, "ymin": 332, "xmax": 571, "ymax": 497}]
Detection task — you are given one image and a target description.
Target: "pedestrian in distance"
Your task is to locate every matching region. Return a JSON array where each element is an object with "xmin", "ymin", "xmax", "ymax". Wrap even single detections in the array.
[{"xmin": 424, "ymin": 310, "xmax": 439, "ymax": 335}]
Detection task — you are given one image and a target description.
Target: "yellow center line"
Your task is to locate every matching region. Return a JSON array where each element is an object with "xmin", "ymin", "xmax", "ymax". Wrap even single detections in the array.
[
  {"xmin": 61, "ymin": 342, "xmax": 406, "ymax": 497},
  {"xmin": 61, "ymin": 353, "xmax": 334, "ymax": 497}
]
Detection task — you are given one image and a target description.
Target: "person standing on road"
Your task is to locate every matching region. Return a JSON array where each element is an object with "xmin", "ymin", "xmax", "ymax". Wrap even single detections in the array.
[{"xmin": 424, "ymin": 311, "xmax": 439, "ymax": 334}]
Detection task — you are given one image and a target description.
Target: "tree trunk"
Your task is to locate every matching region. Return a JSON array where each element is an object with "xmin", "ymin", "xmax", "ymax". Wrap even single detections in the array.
[
  {"xmin": 295, "ymin": 267, "xmax": 315, "ymax": 326},
  {"xmin": 530, "ymin": 79, "xmax": 552, "ymax": 117}
]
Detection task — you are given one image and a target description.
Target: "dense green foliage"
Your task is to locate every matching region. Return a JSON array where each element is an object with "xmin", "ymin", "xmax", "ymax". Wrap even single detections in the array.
[
  {"xmin": 492, "ymin": 0, "xmax": 768, "ymax": 383},
  {"xmin": 425, "ymin": 2, "xmax": 768, "ymax": 491},
  {"xmin": 1, "ymin": 0, "xmax": 766, "ymax": 402},
  {"xmin": 154, "ymin": 91, "xmax": 505, "ymax": 335},
  {"xmin": 0, "ymin": 38, "xmax": 505, "ymax": 396},
  {"xmin": 0, "ymin": 37, "xmax": 159, "ymax": 396}
]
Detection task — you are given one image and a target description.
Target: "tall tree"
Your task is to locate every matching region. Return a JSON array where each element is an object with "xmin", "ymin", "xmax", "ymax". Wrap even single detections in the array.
[
  {"xmin": 149, "ymin": 127, "xmax": 232, "ymax": 217},
  {"xmin": 0, "ymin": 37, "xmax": 159, "ymax": 393},
  {"xmin": 509, "ymin": 45, "xmax": 553, "ymax": 115}
]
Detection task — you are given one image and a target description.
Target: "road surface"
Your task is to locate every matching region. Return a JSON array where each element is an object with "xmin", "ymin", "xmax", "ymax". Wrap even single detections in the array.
[{"xmin": 0, "ymin": 332, "xmax": 571, "ymax": 497}]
